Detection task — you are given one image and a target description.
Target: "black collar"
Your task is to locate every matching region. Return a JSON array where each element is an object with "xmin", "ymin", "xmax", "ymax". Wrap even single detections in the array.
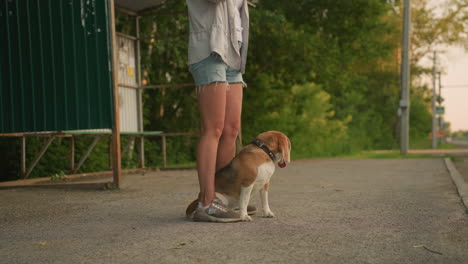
[{"xmin": 251, "ymin": 138, "xmax": 276, "ymax": 162}]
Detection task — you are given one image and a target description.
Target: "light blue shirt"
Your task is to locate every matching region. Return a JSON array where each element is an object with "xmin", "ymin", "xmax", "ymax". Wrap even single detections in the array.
[{"xmin": 186, "ymin": 0, "xmax": 249, "ymax": 73}]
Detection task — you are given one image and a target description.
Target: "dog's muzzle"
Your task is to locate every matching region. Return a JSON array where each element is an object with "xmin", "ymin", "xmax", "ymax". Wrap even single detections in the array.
[{"xmin": 278, "ymin": 161, "xmax": 286, "ymax": 168}]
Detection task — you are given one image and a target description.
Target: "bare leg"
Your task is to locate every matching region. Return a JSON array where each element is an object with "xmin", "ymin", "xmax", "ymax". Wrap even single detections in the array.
[
  {"xmin": 196, "ymin": 82, "xmax": 228, "ymax": 206},
  {"xmin": 216, "ymin": 83, "xmax": 243, "ymax": 171}
]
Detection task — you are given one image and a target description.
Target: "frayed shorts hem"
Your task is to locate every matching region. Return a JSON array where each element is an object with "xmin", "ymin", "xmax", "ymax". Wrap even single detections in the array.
[
  {"xmin": 195, "ymin": 81, "xmax": 247, "ymax": 94},
  {"xmin": 194, "ymin": 80, "xmax": 247, "ymax": 88},
  {"xmin": 189, "ymin": 53, "xmax": 245, "ymax": 89}
]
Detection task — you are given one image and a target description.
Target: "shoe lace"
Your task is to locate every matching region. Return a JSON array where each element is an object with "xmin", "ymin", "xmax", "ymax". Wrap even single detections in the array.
[{"xmin": 210, "ymin": 200, "xmax": 228, "ymax": 213}]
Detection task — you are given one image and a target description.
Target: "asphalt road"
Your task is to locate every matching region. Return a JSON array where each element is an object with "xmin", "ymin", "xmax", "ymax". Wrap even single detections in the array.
[{"xmin": 1, "ymin": 158, "xmax": 467, "ymax": 264}]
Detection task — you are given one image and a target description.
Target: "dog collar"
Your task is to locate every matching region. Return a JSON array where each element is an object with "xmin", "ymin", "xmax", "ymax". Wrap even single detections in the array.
[{"xmin": 251, "ymin": 138, "xmax": 276, "ymax": 162}]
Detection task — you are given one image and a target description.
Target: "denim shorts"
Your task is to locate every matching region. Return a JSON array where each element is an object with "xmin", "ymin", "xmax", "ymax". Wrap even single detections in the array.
[{"xmin": 189, "ymin": 52, "xmax": 244, "ymax": 87}]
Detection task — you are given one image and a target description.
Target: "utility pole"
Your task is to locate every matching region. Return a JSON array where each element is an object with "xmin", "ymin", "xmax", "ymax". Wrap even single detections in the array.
[
  {"xmin": 400, "ymin": 0, "xmax": 411, "ymax": 154},
  {"xmin": 432, "ymin": 51, "xmax": 437, "ymax": 149},
  {"xmin": 438, "ymin": 72, "xmax": 442, "ymax": 102},
  {"xmin": 438, "ymin": 72, "xmax": 443, "ymax": 144}
]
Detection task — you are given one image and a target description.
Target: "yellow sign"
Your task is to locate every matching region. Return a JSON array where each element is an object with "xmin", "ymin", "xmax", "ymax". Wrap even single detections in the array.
[{"xmin": 127, "ymin": 66, "xmax": 134, "ymax": 78}]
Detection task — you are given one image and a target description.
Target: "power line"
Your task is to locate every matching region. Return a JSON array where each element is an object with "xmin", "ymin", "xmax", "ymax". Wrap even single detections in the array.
[{"xmin": 443, "ymin": 84, "xmax": 468, "ymax": 88}]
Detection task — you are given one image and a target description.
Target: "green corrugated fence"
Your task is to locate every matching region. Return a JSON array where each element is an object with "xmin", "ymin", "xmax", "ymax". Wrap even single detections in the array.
[{"xmin": 0, "ymin": 0, "xmax": 114, "ymax": 133}]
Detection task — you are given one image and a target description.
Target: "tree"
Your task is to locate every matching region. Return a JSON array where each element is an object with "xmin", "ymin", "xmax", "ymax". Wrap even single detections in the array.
[{"xmin": 411, "ymin": 0, "xmax": 468, "ymax": 66}]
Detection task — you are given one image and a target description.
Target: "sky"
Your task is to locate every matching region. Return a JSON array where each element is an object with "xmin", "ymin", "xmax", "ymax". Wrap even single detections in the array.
[
  {"xmin": 439, "ymin": 46, "xmax": 468, "ymax": 131},
  {"xmin": 423, "ymin": 0, "xmax": 468, "ymax": 132}
]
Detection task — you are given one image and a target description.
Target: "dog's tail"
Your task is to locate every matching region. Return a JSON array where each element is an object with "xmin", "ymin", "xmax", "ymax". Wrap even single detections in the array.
[{"xmin": 185, "ymin": 198, "xmax": 199, "ymax": 218}]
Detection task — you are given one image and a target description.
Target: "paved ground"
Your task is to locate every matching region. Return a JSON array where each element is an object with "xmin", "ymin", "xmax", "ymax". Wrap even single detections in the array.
[
  {"xmin": 451, "ymin": 142, "xmax": 468, "ymax": 184},
  {"xmin": 455, "ymin": 157, "xmax": 468, "ymax": 184},
  {"xmin": 1, "ymin": 158, "xmax": 467, "ymax": 264},
  {"xmin": 408, "ymin": 148, "xmax": 468, "ymax": 156}
]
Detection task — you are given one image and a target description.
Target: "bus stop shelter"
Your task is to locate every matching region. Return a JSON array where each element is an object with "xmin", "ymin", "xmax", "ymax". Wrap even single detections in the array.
[{"xmin": 0, "ymin": 0, "xmax": 173, "ymax": 188}]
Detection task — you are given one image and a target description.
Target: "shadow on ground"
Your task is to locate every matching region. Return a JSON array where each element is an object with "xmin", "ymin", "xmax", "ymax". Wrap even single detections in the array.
[{"xmin": 1, "ymin": 158, "xmax": 467, "ymax": 264}]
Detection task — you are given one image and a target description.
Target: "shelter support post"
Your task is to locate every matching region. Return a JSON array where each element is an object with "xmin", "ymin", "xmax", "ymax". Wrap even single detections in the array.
[
  {"xmin": 162, "ymin": 135, "xmax": 167, "ymax": 168},
  {"xmin": 136, "ymin": 16, "xmax": 145, "ymax": 169},
  {"xmin": 138, "ymin": 136, "xmax": 145, "ymax": 168},
  {"xmin": 21, "ymin": 136, "xmax": 26, "ymax": 178},
  {"xmin": 108, "ymin": 137, "xmax": 112, "ymax": 169},
  {"xmin": 70, "ymin": 136, "xmax": 75, "ymax": 172},
  {"xmin": 139, "ymin": 136, "xmax": 145, "ymax": 168},
  {"xmin": 110, "ymin": 0, "xmax": 122, "ymax": 188}
]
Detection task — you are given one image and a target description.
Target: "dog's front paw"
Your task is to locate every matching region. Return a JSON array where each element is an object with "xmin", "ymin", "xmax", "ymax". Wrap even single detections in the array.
[
  {"xmin": 240, "ymin": 213, "xmax": 252, "ymax": 221},
  {"xmin": 263, "ymin": 210, "xmax": 275, "ymax": 218}
]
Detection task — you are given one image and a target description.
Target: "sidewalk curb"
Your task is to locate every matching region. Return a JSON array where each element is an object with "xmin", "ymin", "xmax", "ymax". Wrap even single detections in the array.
[{"xmin": 444, "ymin": 158, "xmax": 468, "ymax": 213}]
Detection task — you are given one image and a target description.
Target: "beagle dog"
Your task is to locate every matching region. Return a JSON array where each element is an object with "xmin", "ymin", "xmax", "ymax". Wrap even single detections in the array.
[{"xmin": 186, "ymin": 131, "xmax": 291, "ymax": 221}]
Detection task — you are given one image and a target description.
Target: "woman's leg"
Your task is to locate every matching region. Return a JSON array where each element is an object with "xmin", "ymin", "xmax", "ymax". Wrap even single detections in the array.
[
  {"xmin": 216, "ymin": 83, "xmax": 243, "ymax": 171},
  {"xmin": 196, "ymin": 82, "xmax": 228, "ymax": 206}
]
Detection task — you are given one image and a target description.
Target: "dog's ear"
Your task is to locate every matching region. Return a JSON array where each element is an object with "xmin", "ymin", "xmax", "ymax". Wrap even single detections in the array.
[{"xmin": 279, "ymin": 135, "xmax": 291, "ymax": 163}]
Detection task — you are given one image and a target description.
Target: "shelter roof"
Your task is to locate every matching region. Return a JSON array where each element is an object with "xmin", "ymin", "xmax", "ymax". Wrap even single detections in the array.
[{"xmin": 115, "ymin": 0, "xmax": 167, "ymax": 14}]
